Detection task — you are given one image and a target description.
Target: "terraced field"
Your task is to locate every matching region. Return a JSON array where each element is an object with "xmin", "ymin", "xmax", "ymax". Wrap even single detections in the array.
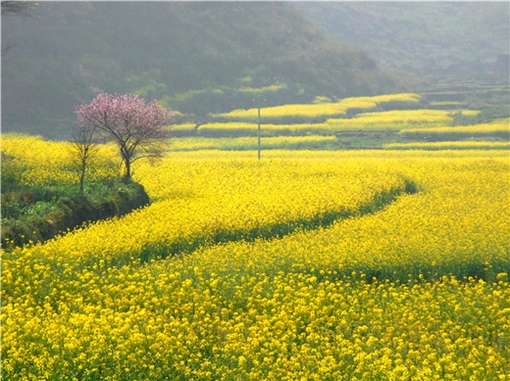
[{"xmin": 169, "ymin": 92, "xmax": 508, "ymax": 151}]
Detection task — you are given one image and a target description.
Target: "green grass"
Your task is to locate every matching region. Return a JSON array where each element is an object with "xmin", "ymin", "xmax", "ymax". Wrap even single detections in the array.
[{"xmin": 1, "ymin": 181, "xmax": 149, "ymax": 250}]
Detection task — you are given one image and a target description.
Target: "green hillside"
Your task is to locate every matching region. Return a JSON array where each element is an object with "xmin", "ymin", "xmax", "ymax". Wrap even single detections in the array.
[
  {"xmin": 1, "ymin": 2, "xmax": 398, "ymax": 139},
  {"xmin": 295, "ymin": 2, "xmax": 509, "ymax": 85}
]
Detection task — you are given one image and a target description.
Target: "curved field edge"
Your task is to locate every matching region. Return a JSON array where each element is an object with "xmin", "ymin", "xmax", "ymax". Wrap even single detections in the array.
[
  {"xmin": 1, "ymin": 177, "xmax": 416, "ymax": 277},
  {"xmin": 2, "ymin": 150, "xmax": 508, "ymax": 286},
  {"xmin": 138, "ymin": 179, "xmax": 418, "ymax": 263},
  {"xmin": 167, "ymin": 152, "xmax": 509, "ymax": 285}
]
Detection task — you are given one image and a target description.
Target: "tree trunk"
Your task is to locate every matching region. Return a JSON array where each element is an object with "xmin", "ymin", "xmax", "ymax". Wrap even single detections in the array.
[
  {"xmin": 79, "ymin": 153, "xmax": 87, "ymax": 195},
  {"xmin": 79, "ymin": 170, "xmax": 85, "ymax": 195},
  {"xmin": 122, "ymin": 155, "xmax": 132, "ymax": 183}
]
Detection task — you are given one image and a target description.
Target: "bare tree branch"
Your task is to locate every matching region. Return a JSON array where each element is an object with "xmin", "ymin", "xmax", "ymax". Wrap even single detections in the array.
[
  {"xmin": 2, "ymin": 1, "xmax": 38, "ymax": 55},
  {"xmin": 70, "ymin": 124, "xmax": 103, "ymax": 195},
  {"xmin": 1, "ymin": 1, "xmax": 38, "ymax": 16}
]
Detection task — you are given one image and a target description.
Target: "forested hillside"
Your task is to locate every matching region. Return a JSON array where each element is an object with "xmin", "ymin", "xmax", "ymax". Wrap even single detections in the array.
[
  {"xmin": 1, "ymin": 2, "xmax": 397, "ymax": 139},
  {"xmin": 295, "ymin": 2, "xmax": 509, "ymax": 86}
]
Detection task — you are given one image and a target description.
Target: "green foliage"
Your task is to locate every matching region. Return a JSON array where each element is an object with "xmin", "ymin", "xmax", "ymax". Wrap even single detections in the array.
[
  {"xmin": 1, "ymin": 181, "xmax": 150, "ymax": 250},
  {"xmin": 125, "ymin": 69, "xmax": 167, "ymax": 99},
  {"xmin": 0, "ymin": 151, "xmax": 26, "ymax": 192}
]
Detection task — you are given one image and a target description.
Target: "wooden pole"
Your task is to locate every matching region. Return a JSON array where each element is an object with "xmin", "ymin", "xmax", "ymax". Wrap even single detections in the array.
[{"xmin": 258, "ymin": 102, "xmax": 261, "ymax": 160}]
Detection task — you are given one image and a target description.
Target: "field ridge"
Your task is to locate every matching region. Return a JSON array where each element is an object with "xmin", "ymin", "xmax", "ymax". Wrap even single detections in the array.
[{"xmin": 139, "ymin": 179, "xmax": 419, "ymax": 264}]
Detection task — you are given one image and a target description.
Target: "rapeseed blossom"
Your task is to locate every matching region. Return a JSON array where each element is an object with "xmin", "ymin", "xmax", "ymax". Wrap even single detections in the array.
[
  {"xmin": 168, "ymin": 136, "xmax": 337, "ymax": 151},
  {"xmin": 328, "ymin": 109, "xmax": 459, "ymax": 131},
  {"xmin": 400, "ymin": 119, "xmax": 510, "ymax": 141},
  {"xmin": 1, "ymin": 134, "xmax": 119, "ymax": 186},
  {"xmin": 1, "ymin": 141, "xmax": 509, "ymax": 380},
  {"xmin": 197, "ymin": 122, "xmax": 332, "ymax": 136},
  {"xmin": 212, "ymin": 93, "xmax": 420, "ymax": 120},
  {"xmin": 400, "ymin": 119, "xmax": 510, "ymax": 136},
  {"xmin": 384, "ymin": 141, "xmax": 510, "ymax": 150}
]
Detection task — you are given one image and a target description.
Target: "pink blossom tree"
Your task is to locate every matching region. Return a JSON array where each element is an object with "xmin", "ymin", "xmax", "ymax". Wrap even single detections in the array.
[{"xmin": 75, "ymin": 93, "xmax": 173, "ymax": 182}]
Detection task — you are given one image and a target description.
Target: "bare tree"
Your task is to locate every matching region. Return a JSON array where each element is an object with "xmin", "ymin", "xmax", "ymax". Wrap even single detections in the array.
[
  {"xmin": 70, "ymin": 124, "xmax": 103, "ymax": 195},
  {"xmin": 2, "ymin": 1, "xmax": 38, "ymax": 55},
  {"xmin": 75, "ymin": 93, "xmax": 172, "ymax": 183},
  {"xmin": 1, "ymin": 1, "xmax": 37, "ymax": 16}
]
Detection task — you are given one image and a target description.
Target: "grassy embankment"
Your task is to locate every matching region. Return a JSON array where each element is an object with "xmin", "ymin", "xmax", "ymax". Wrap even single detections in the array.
[{"xmin": 1, "ymin": 134, "xmax": 150, "ymax": 249}]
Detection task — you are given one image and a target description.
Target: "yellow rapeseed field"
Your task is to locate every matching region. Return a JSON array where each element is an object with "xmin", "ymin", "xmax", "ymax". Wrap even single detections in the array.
[
  {"xmin": 327, "ymin": 110, "xmax": 477, "ymax": 131},
  {"xmin": 212, "ymin": 93, "xmax": 421, "ymax": 120},
  {"xmin": 384, "ymin": 141, "xmax": 510, "ymax": 150},
  {"xmin": 169, "ymin": 136, "xmax": 337, "ymax": 151},
  {"xmin": 400, "ymin": 119, "xmax": 510, "ymax": 137},
  {"xmin": 1, "ymin": 134, "xmax": 120, "ymax": 186},
  {"xmin": 197, "ymin": 122, "xmax": 331, "ymax": 136},
  {"xmin": 170, "ymin": 123, "xmax": 197, "ymax": 134},
  {"xmin": 1, "ymin": 137, "xmax": 509, "ymax": 380}
]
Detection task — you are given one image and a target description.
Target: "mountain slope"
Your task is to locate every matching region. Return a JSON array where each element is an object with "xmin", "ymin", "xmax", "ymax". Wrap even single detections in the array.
[
  {"xmin": 295, "ymin": 2, "xmax": 509, "ymax": 85},
  {"xmin": 1, "ymin": 2, "xmax": 397, "ymax": 139}
]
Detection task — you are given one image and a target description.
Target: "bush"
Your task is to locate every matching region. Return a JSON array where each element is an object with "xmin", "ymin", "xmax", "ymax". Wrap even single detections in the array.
[{"xmin": 1, "ymin": 181, "xmax": 150, "ymax": 250}]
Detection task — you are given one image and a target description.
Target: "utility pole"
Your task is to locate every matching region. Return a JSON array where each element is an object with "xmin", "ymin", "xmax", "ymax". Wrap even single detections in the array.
[{"xmin": 254, "ymin": 94, "xmax": 266, "ymax": 160}]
